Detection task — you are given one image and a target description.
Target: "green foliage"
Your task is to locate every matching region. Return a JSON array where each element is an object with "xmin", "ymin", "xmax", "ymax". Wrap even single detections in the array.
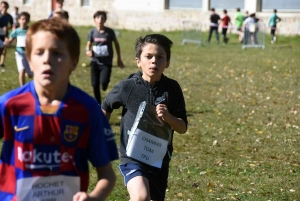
[{"xmin": 0, "ymin": 28, "xmax": 300, "ymax": 200}]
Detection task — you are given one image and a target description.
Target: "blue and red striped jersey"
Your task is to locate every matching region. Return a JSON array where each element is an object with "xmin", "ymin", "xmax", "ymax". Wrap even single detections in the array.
[{"xmin": 0, "ymin": 81, "xmax": 118, "ymax": 200}]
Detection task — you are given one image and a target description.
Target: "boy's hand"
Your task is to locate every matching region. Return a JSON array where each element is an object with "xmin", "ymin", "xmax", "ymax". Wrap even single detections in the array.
[
  {"xmin": 156, "ymin": 104, "xmax": 170, "ymax": 122},
  {"xmin": 117, "ymin": 58, "xmax": 124, "ymax": 68},
  {"xmin": 73, "ymin": 192, "xmax": 91, "ymax": 201},
  {"xmin": 86, "ymin": 50, "xmax": 92, "ymax": 57},
  {"xmin": 4, "ymin": 40, "xmax": 9, "ymax": 46}
]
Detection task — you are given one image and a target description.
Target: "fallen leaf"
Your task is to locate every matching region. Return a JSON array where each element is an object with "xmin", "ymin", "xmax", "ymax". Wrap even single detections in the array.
[{"xmin": 192, "ymin": 182, "xmax": 199, "ymax": 188}]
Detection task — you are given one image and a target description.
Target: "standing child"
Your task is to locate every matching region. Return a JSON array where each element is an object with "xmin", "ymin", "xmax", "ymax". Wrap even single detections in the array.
[
  {"xmin": 102, "ymin": 34, "xmax": 188, "ymax": 201},
  {"xmin": 0, "ymin": 18, "xmax": 118, "ymax": 201},
  {"xmin": 6, "ymin": 12, "xmax": 33, "ymax": 86},
  {"xmin": 11, "ymin": 6, "xmax": 19, "ymax": 29},
  {"xmin": 0, "ymin": 1, "xmax": 13, "ymax": 67},
  {"xmin": 243, "ymin": 13, "xmax": 259, "ymax": 45},
  {"xmin": 269, "ymin": 9, "xmax": 281, "ymax": 44},
  {"xmin": 86, "ymin": 10, "xmax": 124, "ymax": 104},
  {"xmin": 221, "ymin": 9, "xmax": 231, "ymax": 44},
  {"xmin": 234, "ymin": 8, "xmax": 244, "ymax": 42},
  {"xmin": 48, "ymin": 0, "xmax": 69, "ymax": 19},
  {"xmin": 206, "ymin": 8, "xmax": 220, "ymax": 44}
]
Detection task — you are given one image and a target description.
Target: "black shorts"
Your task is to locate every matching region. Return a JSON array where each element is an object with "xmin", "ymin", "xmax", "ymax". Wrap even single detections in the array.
[
  {"xmin": 119, "ymin": 162, "xmax": 169, "ymax": 201},
  {"xmin": 0, "ymin": 35, "xmax": 5, "ymax": 42},
  {"xmin": 90, "ymin": 61, "xmax": 112, "ymax": 88},
  {"xmin": 271, "ymin": 26, "xmax": 276, "ymax": 35}
]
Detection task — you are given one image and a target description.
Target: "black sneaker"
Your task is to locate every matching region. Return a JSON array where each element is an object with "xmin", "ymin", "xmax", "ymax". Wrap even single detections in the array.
[{"xmin": 0, "ymin": 64, "xmax": 5, "ymax": 67}]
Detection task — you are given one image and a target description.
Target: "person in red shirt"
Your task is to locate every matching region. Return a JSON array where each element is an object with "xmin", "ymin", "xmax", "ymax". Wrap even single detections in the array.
[{"xmin": 221, "ymin": 9, "xmax": 232, "ymax": 44}]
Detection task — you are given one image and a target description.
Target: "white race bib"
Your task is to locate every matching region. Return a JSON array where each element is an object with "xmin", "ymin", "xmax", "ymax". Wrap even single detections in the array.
[
  {"xmin": 126, "ymin": 128, "xmax": 168, "ymax": 168},
  {"xmin": 249, "ymin": 24, "xmax": 256, "ymax": 33},
  {"xmin": 16, "ymin": 175, "xmax": 80, "ymax": 201},
  {"xmin": 93, "ymin": 45, "xmax": 109, "ymax": 57},
  {"xmin": 17, "ymin": 35, "xmax": 26, "ymax": 47}
]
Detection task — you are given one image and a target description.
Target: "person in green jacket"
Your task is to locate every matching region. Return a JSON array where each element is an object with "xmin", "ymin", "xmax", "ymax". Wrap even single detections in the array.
[
  {"xmin": 269, "ymin": 9, "xmax": 281, "ymax": 43},
  {"xmin": 235, "ymin": 8, "xmax": 244, "ymax": 42}
]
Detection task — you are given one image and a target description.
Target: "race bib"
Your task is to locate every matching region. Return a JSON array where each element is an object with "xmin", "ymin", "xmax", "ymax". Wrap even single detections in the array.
[
  {"xmin": 16, "ymin": 175, "xmax": 80, "ymax": 201},
  {"xmin": 17, "ymin": 35, "xmax": 26, "ymax": 47},
  {"xmin": 249, "ymin": 24, "xmax": 256, "ymax": 33},
  {"xmin": 126, "ymin": 128, "xmax": 168, "ymax": 168},
  {"xmin": 93, "ymin": 45, "xmax": 109, "ymax": 57}
]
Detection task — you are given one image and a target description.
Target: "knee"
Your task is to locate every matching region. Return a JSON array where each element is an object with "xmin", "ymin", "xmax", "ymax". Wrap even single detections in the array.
[
  {"xmin": 102, "ymin": 84, "xmax": 108, "ymax": 91},
  {"xmin": 130, "ymin": 194, "xmax": 150, "ymax": 201}
]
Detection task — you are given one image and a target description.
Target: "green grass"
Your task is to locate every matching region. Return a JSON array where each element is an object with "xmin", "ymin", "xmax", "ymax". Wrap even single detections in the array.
[{"xmin": 1, "ymin": 27, "xmax": 300, "ymax": 200}]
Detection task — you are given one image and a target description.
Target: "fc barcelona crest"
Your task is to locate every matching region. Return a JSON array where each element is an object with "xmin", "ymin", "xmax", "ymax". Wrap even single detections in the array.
[{"xmin": 64, "ymin": 125, "xmax": 79, "ymax": 142}]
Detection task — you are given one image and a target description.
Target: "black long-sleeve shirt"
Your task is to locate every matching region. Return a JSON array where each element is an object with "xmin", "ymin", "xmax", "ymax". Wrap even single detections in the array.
[{"xmin": 102, "ymin": 71, "xmax": 188, "ymax": 165}]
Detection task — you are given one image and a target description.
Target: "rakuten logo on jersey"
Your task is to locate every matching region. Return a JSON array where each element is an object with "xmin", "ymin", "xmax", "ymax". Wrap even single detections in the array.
[{"xmin": 17, "ymin": 146, "xmax": 71, "ymax": 170}]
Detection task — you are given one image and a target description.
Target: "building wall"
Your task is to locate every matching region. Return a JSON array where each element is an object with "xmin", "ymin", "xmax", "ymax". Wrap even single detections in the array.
[
  {"xmin": 8, "ymin": 0, "xmax": 51, "ymax": 20},
  {"xmin": 6, "ymin": 0, "xmax": 300, "ymax": 35}
]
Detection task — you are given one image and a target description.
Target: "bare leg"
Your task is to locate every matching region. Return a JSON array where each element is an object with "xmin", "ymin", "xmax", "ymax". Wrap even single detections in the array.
[
  {"xmin": 0, "ymin": 45, "xmax": 7, "ymax": 66},
  {"xmin": 127, "ymin": 176, "xmax": 151, "ymax": 201},
  {"xmin": 19, "ymin": 70, "xmax": 25, "ymax": 86}
]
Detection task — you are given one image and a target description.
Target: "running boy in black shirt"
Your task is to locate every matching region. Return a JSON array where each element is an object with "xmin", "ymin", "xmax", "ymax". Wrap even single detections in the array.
[
  {"xmin": 86, "ymin": 10, "xmax": 124, "ymax": 104},
  {"xmin": 102, "ymin": 34, "xmax": 188, "ymax": 201}
]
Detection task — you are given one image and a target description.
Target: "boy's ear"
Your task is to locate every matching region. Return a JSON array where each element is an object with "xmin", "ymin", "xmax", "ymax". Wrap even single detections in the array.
[
  {"xmin": 71, "ymin": 59, "xmax": 79, "ymax": 70},
  {"xmin": 166, "ymin": 60, "xmax": 170, "ymax": 68},
  {"xmin": 136, "ymin": 57, "xmax": 141, "ymax": 68}
]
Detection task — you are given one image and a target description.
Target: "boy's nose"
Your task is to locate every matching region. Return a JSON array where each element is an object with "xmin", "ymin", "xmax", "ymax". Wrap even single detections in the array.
[
  {"xmin": 42, "ymin": 52, "xmax": 51, "ymax": 64},
  {"xmin": 151, "ymin": 56, "xmax": 157, "ymax": 63}
]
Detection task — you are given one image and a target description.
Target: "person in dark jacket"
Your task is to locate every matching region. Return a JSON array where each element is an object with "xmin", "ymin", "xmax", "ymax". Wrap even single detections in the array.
[
  {"xmin": 102, "ymin": 34, "xmax": 188, "ymax": 201},
  {"xmin": 206, "ymin": 8, "xmax": 220, "ymax": 44}
]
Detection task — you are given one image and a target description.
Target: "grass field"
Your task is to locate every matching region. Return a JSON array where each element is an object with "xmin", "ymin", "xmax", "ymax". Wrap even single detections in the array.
[{"xmin": 0, "ymin": 26, "xmax": 300, "ymax": 200}]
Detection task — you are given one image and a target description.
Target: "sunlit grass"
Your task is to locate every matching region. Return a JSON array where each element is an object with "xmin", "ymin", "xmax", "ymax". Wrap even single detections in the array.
[{"xmin": 0, "ymin": 27, "xmax": 299, "ymax": 200}]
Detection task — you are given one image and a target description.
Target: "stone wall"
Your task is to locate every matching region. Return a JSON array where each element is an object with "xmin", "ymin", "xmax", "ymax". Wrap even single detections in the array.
[
  {"xmin": 6, "ymin": 0, "xmax": 300, "ymax": 35},
  {"xmin": 105, "ymin": 10, "xmax": 300, "ymax": 35}
]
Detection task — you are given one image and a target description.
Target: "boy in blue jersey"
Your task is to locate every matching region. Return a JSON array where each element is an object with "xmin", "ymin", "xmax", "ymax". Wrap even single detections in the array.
[
  {"xmin": 86, "ymin": 10, "xmax": 124, "ymax": 104},
  {"xmin": 268, "ymin": 9, "xmax": 281, "ymax": 43},
  {"xmin": 102, "ymin": 34, "xmax": 188, "ymax": 201},
  {"xmin": 0, "ymin": 18, "xmax": 118, "ymax": 201},
  {"xmin": 6, "ymin": 12, "xmax": 33, "ymax": 86}
]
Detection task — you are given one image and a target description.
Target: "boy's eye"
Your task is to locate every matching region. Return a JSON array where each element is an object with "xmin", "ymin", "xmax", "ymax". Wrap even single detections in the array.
[
  {"xmin": 34, "ymin": 50, "xmax": 43, "ymax": 55},
  {"xmin": 53, "ymin": 51, "xmax": 62, "ymax": 55},
  {"xmin": 146, "ymin": 55, "xmax": 152, "ymax": 59}
]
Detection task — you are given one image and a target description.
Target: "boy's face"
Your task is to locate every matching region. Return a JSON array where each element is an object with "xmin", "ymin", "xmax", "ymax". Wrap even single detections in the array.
[
  {"xmin": 56, "ymin": 2, "xmax": 63, "ymax": 8},
  {"xmin": 18, "ymin": 16, "xmax": 29, "ymax": 27},
  {"xmin": 136, "ymin": 43, "xmax": 169, "ymax": 83},
  {"xmin": 28, "ymin": 31, "xmax": 77, "ymax": 90},
  {"xmin": 1, "ymin": 4, "xmax": 8, "ymax": 12},
  {"xmin": 94, "ymin": 15, "xmax": 106, "ymax": 27}
]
